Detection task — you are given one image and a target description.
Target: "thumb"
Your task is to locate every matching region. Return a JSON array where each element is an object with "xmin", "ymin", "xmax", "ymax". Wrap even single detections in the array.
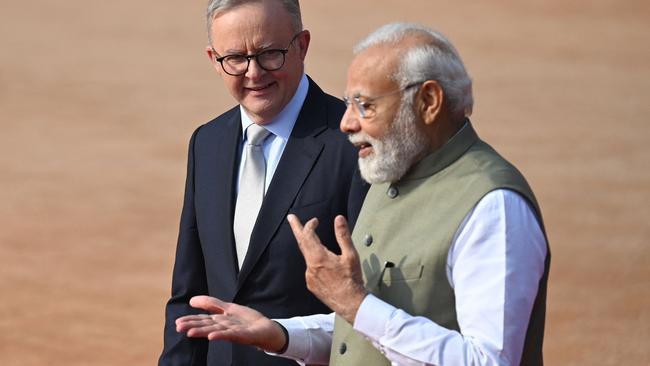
[{"xmin": 189, "ymin": 295, "xmax": 227, "ymax": 314}]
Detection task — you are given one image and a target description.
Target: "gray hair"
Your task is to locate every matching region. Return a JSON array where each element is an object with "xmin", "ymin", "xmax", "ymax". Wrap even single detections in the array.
[
  {"xmin": 355, "ymin": 23, "xmax": 473, "ymax": 117},
  {"xmin": 206, "ymin": 0, "xmax": 303, "ymax": 46}
]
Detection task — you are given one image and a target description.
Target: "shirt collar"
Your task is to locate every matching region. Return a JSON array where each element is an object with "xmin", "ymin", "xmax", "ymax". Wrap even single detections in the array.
[{"xmin": 240, "ymin": 74, "xmax": 309, "ymax": 141}]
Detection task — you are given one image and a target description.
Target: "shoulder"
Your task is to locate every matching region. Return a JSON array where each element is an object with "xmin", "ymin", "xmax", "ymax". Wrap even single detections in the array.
[
  {"xmin": 458, "ymin": 188, "xmax": 547, "ymax": 261},
  {"xmin": 201, "ymin": 105, "xmax": 240, "ymax": 133},
  {"xmin": 187, "ymin": 105, "xmax": 240, "ymax": 144},
  {"xmin": 458, "ymin": 140, "xmax": 533, "ymax": 193},
  {"xmin": 474, "ymin": 189, "xmax": 537, "ymax": 220},
  {"xmin": 305, "ymin": 76, "xmax": 346, "ymax": 129}
]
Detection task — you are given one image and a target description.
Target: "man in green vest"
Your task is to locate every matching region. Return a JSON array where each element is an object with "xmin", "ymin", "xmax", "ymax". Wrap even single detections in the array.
[{"xmin": 176, "ymin": 22, "xmax": 550, "ymax": 365}]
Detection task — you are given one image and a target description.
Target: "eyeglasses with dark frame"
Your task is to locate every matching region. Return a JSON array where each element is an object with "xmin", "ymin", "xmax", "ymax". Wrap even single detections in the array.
[
  {"xmin": 211, "ymin": 32, "xmax": 302, "ymax": 76},
  {"xmin": 343, "ymin": 82, "xmax": 425, "ymax": 119}
]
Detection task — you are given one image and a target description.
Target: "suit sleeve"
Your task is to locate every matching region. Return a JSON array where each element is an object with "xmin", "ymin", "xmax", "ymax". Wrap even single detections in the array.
[{"xmin": 159, "ymin": 128, "xmax": 209, "ymax": 366}]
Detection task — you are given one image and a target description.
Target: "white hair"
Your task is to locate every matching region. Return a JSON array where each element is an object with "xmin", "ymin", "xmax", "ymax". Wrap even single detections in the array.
[
  {"xmin": 354, "ymin": 23, "xmax": 473, "ymax": 117},
  {"xmin": 206, "ymin": 0, "xmax": 303, "ymax": 46}
]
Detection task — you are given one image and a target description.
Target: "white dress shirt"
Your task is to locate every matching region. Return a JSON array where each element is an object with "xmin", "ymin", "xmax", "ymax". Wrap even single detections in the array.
[
  {"xmin": 237, "ymin": 74, "xmax": 309, "ymax": 193},
  {"xmin": 273, "ymin": 189, "xmax": 547, "ymax": 365}
]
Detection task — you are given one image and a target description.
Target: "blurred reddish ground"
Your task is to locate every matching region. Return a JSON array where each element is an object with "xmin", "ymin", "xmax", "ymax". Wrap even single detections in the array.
[{"xmin": 1, "ymin": 1, "xmax": 648, "ymax": 365}]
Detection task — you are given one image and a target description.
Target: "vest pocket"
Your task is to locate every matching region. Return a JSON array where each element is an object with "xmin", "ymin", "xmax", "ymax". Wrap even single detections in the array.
[
  {"xmin": 372, "ymin": 263, "xmax": 424, "ymax": 311},
  {"xmin": 384, "ymin": 263, "xmax": 424, "ymax": 283}
]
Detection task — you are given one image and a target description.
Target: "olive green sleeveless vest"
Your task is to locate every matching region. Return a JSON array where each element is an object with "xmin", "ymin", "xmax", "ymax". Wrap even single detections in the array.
[{"xmin": 329, "ymin": 122, "xmax": 549, "ymax": 365}]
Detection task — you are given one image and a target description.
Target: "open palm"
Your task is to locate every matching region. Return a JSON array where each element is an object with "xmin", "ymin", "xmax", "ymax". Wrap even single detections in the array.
[{"xmin": 175, "ymin": 296, "xmax": 286, "ymax": 352}]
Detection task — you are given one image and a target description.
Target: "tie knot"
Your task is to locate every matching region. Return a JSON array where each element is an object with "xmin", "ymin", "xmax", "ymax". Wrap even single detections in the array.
[{"xmin": 246, "ymin": 124, "xmax": 271, "ymax": 146}]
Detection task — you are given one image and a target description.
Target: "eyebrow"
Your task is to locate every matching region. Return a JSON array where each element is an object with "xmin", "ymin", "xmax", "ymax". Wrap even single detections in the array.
[
  {"xmin": 222, "ymin": 41, "xmax": 276, "ymax": 55},
  {"xmin": 348, "ymin": 92, "xmax": 371, "ymax": 100}
]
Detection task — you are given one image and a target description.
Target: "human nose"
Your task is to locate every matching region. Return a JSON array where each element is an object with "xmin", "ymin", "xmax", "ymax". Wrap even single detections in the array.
[
  {"xmin": 245, "ymin": 57, "xmax": 266, "ymax": 79},
  {"xmin": 340, "ymin": 106, "xmax": 361, "ymax": 134}
]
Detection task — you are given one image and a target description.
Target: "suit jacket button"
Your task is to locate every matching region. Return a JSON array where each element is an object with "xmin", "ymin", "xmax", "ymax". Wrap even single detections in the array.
[
  {"xmin": 363, "ymin": 234, "xmax": 373, "ymax": 247},
  {"xmin": 339, "ymin": 342, "xmax": 347, "ymax": 354},
  {"xmin": 387, "ymin": 185, "xmax": 399, "ymax": 199}
]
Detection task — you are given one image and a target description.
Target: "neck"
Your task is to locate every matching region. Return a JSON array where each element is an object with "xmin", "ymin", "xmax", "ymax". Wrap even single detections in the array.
[{"xmin": 426, "ymin": 114, "xmax": 465, "ymax": 154}]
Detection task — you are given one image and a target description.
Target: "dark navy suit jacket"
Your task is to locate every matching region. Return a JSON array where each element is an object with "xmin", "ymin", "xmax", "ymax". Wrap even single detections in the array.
[{"xmin": 160, "ymin": 78, "xmax": 368, "ymax": 366}]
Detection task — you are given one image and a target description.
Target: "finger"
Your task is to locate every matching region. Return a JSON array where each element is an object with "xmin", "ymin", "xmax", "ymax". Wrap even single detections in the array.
[
  {"xmin": 182, "ymin": 315, "xmax": 247, "ymax": 338},
  {"xmin": 176, "ymin": 317, "xmax": 217, "ymax": 332},
  {"xmin": 287, "ymin": 215, "xmax": 320, "ymax": 240},
  {"xmin": 186, "ymin": 323, "xmax": 229, "ymax": 338},
  {"xmin": 300, "ymin": 217, "xmax": 323, "ymax": 249},
  {"xmin": 333, "ymin": 215, "xmax": 355, "ymax": 256},
  {"xmin": 286, "ymin": 214, "xmax": 304, "ymax": 233},
  {"xmin": 176, "ymin": 314, "xmax": 210, "ymax": 325},
  {"xmin": 189, "ymin": 295, "xmax": 227, "ymax": 314},
  {"xmin": 334, "ymin": 215, "xmax": 354, "ymax": 254},
  {"xmin": 303, "ymin": 217, "xmax": 319, "ymax": 232},
  {"xmin": 288, "ymin": 215, "xmax": 324, "ymax": 259},
  {"xmin": 287, "ymin": 214, "xmax": 313, "ymax": 245},
  {"xmin": 208, "ymin": 330, "xmax": 230, "ymax": 341}
]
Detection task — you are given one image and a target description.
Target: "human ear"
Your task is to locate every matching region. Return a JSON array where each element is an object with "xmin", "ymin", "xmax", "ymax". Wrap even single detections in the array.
[
  {"xmin": 418, "ymin": 80, "xmax": 444, "ymax": 125},
  {"xmin": 297, "ymin": 30, "xmax": 311, "ymax": 60},
  {"xmin": 205, "ymin": 46, "xmax": 223, "ymax": 75}
]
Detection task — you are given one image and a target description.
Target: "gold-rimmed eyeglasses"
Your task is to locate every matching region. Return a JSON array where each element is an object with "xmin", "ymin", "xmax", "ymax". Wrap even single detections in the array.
[{"xmin": 343, "ymin": 81, "xmax": 424, "ymax": 119}]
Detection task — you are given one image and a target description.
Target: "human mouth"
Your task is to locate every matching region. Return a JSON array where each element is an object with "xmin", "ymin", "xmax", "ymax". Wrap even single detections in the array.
[
  {"xmin": 351, "ymin": 141, "xmax": 373, "ymax": 158},
  {"xmin": 358, "ymin": 143, "xmax": 373, "ymax": 158},
  {"xmin": 349, "ymin": 134, "xmax": 375, "ymax": 158},
  {"xmin": 245, "ymin": 82, "xmax": 276, "ymax": 93}
]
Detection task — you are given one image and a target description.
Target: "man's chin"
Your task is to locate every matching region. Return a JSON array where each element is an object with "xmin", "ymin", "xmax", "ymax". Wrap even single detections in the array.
[
  {"xmin": 241, "ymin": 102, "xmax": 280, "ymax": 123},
  {"xmin": 359, "ymin": 155, "xmax": 413, "ymax": 184},
  {"xmin": 358, "ymin": 159, "xmax": 391, "ymax": 184}
]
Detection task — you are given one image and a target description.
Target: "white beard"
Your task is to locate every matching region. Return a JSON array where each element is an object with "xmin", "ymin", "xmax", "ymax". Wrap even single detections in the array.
[{"xmin": 348, "ymin": 96, "xmax": 430, "ymax": 184}]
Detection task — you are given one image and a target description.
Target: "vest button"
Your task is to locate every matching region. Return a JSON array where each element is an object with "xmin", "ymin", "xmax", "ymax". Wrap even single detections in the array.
[
  {"xmin": 339, "ymin": 342, "xmax": 347, "ymax": 354},
  {"xmin": 363, "ymin": 234, "xmax": 373, "ymax": 247},
  {"xmin": 387, "ymin": 185, "xmax": 399, "ymax": 199}
]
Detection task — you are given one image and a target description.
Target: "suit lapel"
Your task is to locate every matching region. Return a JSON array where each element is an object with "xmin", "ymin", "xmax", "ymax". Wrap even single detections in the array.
[
  {"xmin": 236, "ymin": 80, "xmax": 328, "ymax": 289},
  {"xmin": 207, "ymin": 109, "xmax": 242, "ymax": 295}
]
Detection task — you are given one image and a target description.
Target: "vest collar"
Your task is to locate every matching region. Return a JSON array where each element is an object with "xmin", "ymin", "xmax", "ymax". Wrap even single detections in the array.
[{"xmin": 400, "ymin": 119, "xmax": 478, "ymax": 182}]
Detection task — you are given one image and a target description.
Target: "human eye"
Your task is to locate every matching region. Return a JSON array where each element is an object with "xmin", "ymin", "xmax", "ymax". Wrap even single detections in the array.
[
  {"xmin": 258, "ymin": 49, "xmax": 284, "ymax": 62},
  {"xmin": 353, "ymin": 97, "xmax": 377, "ymax": 118},
  {"xmin": 223, "ymin": 54, "xmax": 247, "ymax": 66},
  {"xmin": 358, "ymin": 99, "xmax": 375, "ymax": 111},
  {"xmin": 256, "ymin": 49, "xmax": 285, "ymax": 70}
]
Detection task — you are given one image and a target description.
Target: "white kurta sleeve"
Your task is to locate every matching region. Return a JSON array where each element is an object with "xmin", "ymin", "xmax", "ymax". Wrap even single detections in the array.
[
  {"xmin": 268, "ymin": 312, "xmax": 336, "ymax": 365},
  {"xmin": 352, "ymin": 189, "xmax": 547, "ymax": 365}
]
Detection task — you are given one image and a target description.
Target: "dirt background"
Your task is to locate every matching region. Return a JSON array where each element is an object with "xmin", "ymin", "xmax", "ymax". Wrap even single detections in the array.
[{"xmin": 1, "ymin": 1, "xmax": 648, "ymax": 365}]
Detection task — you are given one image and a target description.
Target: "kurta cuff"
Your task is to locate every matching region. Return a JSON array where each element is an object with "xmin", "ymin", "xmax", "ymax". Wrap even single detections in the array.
[
  {"xmin": 353, "ymin": 293, "xmax": 396, "ymax": 340},
  {"xmin": 268, "ymin": 317, "xmax": 311, "ymax": 359}
]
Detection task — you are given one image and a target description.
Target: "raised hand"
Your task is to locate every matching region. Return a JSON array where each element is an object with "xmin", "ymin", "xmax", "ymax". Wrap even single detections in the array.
[
  {"xmin": 287, "ymin": 214, "xmax": 368, "ymax": 324},
  {"xmin": 175, "ymin": 295, "xmax": 287, "ymax": 353}
]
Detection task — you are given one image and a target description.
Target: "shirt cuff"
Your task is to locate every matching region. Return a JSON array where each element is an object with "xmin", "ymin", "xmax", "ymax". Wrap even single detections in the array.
[
  {"xmin": 268, "ymin": 317, "xmax": 311, "ymax": 360},
  {"xmin": 353, "ymin": 293, "xmax": 397, "ymax": 340}
]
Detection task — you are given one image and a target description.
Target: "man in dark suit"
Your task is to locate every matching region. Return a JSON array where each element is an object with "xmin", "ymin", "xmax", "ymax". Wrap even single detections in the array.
[{"xmin": 158, "ymin": 0, "xmax": 367, "ymax": 365}]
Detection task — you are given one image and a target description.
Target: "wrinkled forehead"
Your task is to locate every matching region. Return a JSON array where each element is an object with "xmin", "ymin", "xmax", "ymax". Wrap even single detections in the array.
[
  {"xmin": 346, "ymin": 45, "xmax": 401, "ymax": 96},
  {"xmin": 209, "ymin": 1, "xmax": 295, "ymax": 50}
]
